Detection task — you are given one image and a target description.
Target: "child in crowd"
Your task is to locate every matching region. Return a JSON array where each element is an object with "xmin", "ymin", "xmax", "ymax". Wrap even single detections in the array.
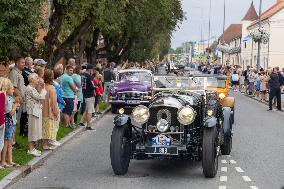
[
  {"xmin": 1, "ymin": 79, "xmax": 20, "ymax": 167},
  {"xmin": 93, "ymin": 71, "xmax": 103, "ymax": 115}
]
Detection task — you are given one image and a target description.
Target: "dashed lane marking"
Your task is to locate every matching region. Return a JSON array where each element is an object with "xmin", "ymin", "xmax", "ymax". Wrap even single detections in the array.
[
  {"xmin": 250, "ymin": 186, "xmax": 259, "ymax": 189},
  {"xmin": 229, "ymin": 160, "xmax": 237, "ymax": 164},
  {"xmin": 220, "ymin": 176, "xmax": 228, "ymax": 182},
  {"xmin": 235, "ymin": 167, "xmax": 244, "ymax": 173},
  {"xmin": 221, "ymin": 160, "xmax": 227, "ymax": 164},
  {"xmin": 221, "ymin": 167, "xmax": 227, "ymax": 172},
  {"xmin": 218, "ymin": 186, "xmax": 226, "ymax": 189},
  {"xmin": 242, "ymin": 176, "xmax": 252, "ymax": 182}
]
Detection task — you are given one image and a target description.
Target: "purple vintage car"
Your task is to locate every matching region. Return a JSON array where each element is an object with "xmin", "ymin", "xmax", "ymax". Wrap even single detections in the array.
[{"xmin": 109, "ymin": 69, "xmax": 153, "ymax": 113}]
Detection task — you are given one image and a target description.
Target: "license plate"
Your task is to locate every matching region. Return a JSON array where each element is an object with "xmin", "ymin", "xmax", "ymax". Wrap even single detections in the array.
[
  {"xmin": 145, "ymin": 146, "xmax": 178, "ymax": 155},
  {"xmin": 126, "ymin": 100, "xmax": 140, "ymax": 104}
]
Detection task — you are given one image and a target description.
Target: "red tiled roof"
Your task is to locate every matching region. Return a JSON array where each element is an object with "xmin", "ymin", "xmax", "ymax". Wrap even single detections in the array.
[
  {"xmin": 249, "ymin": 1, "xmax": 284, "ymax": 28},
  {"xmin": 219, "ymin": 24, "xmax": 242, "ymax": 44},
  {"xmin": 242, "ymin": 2, "xmax": 259, "ymax": 21}
]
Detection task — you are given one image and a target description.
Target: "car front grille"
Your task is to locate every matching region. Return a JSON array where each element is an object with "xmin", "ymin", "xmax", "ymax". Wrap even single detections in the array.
[
  {"xmin": 148, "ymin": 106, "xmax": 179, "ymax": 127},
  {"xmin": 117, "ymin": 92, "xmax": 145, "ymax": 100}
]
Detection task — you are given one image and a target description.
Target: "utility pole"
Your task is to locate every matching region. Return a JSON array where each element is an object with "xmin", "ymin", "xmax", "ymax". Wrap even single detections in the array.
[
  {"xmin": 222, "ymin": 0, "xmax": 226, "ymax": 65},
  {"xmin": 257, "ymin": 0, "xmax": 263, "ymax": 71},
  {"xmin": 208, "ymin": 0, "xmax": 212, "ymax": 49}
]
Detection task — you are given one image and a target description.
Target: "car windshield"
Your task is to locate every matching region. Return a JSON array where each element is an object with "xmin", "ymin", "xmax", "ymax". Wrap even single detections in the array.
[
  {"xmin": 118, "ymin": 71, "xmax": 152, "ymax": 83},
  {"xmin": 153, "ymin": 76, "xmax": 223, "ymax": 91}
]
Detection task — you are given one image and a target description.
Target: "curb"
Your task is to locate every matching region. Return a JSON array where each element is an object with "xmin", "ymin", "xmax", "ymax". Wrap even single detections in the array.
[{"xmin": 0, "ymin": 106, "xmax": 110, "ymax": 189}]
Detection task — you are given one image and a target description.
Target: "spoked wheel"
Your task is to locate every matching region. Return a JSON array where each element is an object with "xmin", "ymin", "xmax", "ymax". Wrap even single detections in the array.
[
  {"xmin": 110, "ymin": 125, "xmax": 131, "ymax": 175},
  {"xmin": 202, "ymin": 127, "xmax": 218, "ymax": 178}
]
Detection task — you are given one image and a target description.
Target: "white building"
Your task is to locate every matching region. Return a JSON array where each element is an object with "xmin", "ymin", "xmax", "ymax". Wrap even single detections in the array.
[{"xmin": 242, "ymin": 0, "xmax": 284, "ymax": 69}]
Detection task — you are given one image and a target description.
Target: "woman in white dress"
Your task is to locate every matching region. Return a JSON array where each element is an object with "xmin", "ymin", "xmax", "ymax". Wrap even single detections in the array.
[{"xmin": 25, "ymin": 73, "xmax": 46, "ymax": 157}]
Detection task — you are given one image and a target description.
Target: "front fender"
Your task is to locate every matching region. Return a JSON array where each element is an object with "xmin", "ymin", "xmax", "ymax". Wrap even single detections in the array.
[
  {"xmin": 204, "ymin": 117, "xmax": 217, "ymax": 128},
  {"xmin": 222, "ymin": 107, "xmax": 232, "ymax": 136},
  {"xmin": 113, "ymin": 114, "xmax": 130, "ymax": 127}
]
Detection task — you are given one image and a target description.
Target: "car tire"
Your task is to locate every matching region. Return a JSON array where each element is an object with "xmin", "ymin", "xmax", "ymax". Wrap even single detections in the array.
[
  {"xmin": 110, "ymin": 125, "xmax": 131, "ymax": 175},
  {"xmin": 221, "ymin": 118, "xmax": 232, "ymax": 155},
  {"xmin": 202, "ymin": 127, "xmax": 218, "ymax": 178},
  {"xmin": 231, "ymin": 108, "xmax": 235, "ymax": 124},
  {"xmin": 111, "ymin": 105, "xmax": 117, "ymax": 114}
]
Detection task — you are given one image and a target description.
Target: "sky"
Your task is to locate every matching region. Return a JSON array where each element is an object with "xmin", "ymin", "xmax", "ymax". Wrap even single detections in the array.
[{"xmin": 171, "ymin": 0, "xmax": 276, "ymax": 48}]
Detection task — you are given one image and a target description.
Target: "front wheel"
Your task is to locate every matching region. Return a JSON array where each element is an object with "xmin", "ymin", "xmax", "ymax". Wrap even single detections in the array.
[
  {"xmin": 110, "ymin": 125, "xmax": 131, "ymax": 175},
  {"xmin": 202, "ymin": 127, "xmax": 218, "ymax": 178}
]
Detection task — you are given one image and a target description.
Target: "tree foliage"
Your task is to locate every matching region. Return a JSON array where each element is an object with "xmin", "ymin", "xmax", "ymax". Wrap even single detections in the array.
[
  {"xmin": 0, "ymin": 0, "xmax": 44, "ymax": 62},
  {"xmin": 0, "ymin": 0, "xmax": 184, "ymax": 64}
]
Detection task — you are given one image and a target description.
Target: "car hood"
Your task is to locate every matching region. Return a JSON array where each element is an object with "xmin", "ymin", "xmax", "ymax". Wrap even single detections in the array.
[{"xmin": 115, "ymin": 81, "xmax": 150, "ymax": 92}]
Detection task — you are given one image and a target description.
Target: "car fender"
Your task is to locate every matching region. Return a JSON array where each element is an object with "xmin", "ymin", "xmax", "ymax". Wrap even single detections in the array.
[
  {"xmin": 222, "ymin": 97, "xmax": 235, "ymax": 108},
  {"xmin": 222, "ymin": 107, "xmax": 232, "ymax": 136},
  {"xmin": 114, "ymin": 115, "xmax": 130, "ymax": 127},
  {"xmin": 204, "ymin": 117, "xmax": 217, "ymax": 128}
]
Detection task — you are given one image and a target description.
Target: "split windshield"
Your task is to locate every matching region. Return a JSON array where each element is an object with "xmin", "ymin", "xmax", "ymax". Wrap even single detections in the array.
[{"xmin": 118, "ymin": 71, "xmax": 152, "ymax": 83}]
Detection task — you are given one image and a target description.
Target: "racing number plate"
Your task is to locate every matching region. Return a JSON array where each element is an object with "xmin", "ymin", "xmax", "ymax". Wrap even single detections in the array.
[{"xmin": 145, "ymin": 147, "xmax": 178, "ymax": 155}]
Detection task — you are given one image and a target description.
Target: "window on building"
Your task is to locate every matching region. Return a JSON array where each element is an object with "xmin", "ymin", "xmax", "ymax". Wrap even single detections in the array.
[{"xmin": 244, "ymin": 42, "xmax": 247, "ymax": 48}]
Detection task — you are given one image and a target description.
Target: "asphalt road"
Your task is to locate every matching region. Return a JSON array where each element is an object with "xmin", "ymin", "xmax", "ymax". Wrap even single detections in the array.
[{"xmin": 9, "ymin": 92, "xmax": 284, "ymax": 189}]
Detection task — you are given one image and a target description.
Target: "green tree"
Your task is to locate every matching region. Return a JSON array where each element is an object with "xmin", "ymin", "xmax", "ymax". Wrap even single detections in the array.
[{"xmin": 0, "ymin": 0, "xmax": 44, "ymax": 62}]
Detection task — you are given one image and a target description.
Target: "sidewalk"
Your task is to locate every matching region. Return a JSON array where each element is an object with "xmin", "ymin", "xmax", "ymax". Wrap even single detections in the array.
[
  {"xmin": 242, "ymin": 92, "xmax": 284, "ymax": 109},
  {"xmin": 0, "ymin": 106, "xmax": 110, "ymax": 189}
]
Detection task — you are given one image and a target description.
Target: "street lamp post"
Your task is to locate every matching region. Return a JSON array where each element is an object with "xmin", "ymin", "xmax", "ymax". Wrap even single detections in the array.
[
  {"xmin": 208, "ymin": 0, "xmax": 212, "ymax": 49},
  {"xmin": 257, "ymin": 0, "xmax": 263, "ymax": 71},
  {"xmin": 222, "ymin": 0, "xmax": 226, "ymax": 65}
]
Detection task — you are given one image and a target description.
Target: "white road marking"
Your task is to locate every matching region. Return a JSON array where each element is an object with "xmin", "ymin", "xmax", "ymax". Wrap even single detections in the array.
[
  {"xmin": 229, "ymin": 160, "xmax": 237, "ymax": 164},
  {"xmin": 218, "ymin": 186, "xmax": 227, "ymax": 189},
  {"xmin": 221, "ymin": 160, "xmax": 227, "ymax": 164},
  {"xmin": 221, "ymin": 167, "xmax": 227, "ymax": 172},
  {"xmin": 250, "ymin": 186, "xmax": 259, "ymax": 189},
  {"xmin": 242, "ymin": 176, "xmax": 252, "ymax": 182},
  {"xmin": 220, "ymin": 176, "xmax": 228, "ymax": 182},
  {"xmin": 235, "ymin": 167, "xmax": 244, "ymax": 173}
]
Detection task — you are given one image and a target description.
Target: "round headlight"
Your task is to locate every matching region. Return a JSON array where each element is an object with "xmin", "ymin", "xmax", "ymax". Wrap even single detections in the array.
[
  {"xmin": 177, "ymin": 107, "xmax": 196, "ymax": 125},
  {"xmin": 207, "ymin": 109, "xmax": 214, "ymax": 117},
  {"xmin": 219, "ymin": 93, "xmax": 226, "ymax": 100},
  {"xmin": 156, "ymin": 119, "xmax": 169, "ymax": 132},
  {"xmin": 131, "ymin": 105, "xmax": 150, "ymax": 125}
]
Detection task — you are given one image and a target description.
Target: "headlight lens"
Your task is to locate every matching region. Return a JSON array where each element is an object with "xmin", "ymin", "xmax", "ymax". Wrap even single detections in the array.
[
  {"xmin": 207, "ymin": 109, "xmax": 214, "ymax": 117},
  {"xmin": 178, "ymin": 107, "xmax": 196, "ymax": 125},
  {"xmin": 156, "ymin": 119, "xmax": 169, "ymax": 132},
  {"xmin": 131, "ymin": 105, "xmax": 150, "ymax": 124},
  {"xmin": 219, "ymin": 93, "xmax": 226, "ymax": 100}
]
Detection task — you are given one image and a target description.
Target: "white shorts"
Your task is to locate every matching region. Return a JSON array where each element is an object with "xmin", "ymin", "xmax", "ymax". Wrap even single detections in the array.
[{"xmin": 85, "ymin": 97, "xmax": 95, "ymax": 114}]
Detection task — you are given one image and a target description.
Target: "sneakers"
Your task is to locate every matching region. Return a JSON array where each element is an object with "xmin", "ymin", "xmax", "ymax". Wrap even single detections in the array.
[
  {"xmin": 49, "ymin": 140, "xmax": 61, "ymax": 146},
  {"xmin": 86, "ymin": 126, "xmax": 96, "ymax": 131},
  {"xmin": 79, "ymin": 123, "xmax": 86, "ymax": 127},
  {"xmin": 28, "ymin": 149, "xmax": 41, "ymax": 157}
]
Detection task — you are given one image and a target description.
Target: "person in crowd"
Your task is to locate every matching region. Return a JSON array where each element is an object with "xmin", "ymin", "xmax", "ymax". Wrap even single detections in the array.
[
  {"xmin": 9, "ymin": 57, "xmax": 27, "ymax": 138},
  {"xmin": 34, "ymin": 66, "xmax": 45, "ymax": 92},
  {"xmin": 34, "ymin": 59, "xmax": 47, "ymax": 69},
  {"xmin": 0, "ymin": 78, "xmax": 7, "ymax": 163},
  {"xmin": 231, "ymin": 70, "xmax": 239, "ymax": 91},
  {"xmin": 42, "ymin": 69, "xmax": 59, "ymax": 150},
  {"xmin": 60, "ymin": 65, "xmax": 78, "ymax": 128},
  {"xmin": 243, "ymin": 66, "xmax": 250, "ymax": 93},
  {"xmin": 268, "ymin": 68, "xmax": 282, "ymax": 111},
  {"xmin": 102, "ymin": 63, "xmax": 115, "ymax": 102},
  {"xmin": 1, "ymin": 79, "xmax": 20, "ymax": 167},
  {"xmin": 248, "ymin": 69, "xmax": 256, "ymax": 96},
  {"xmin": 22, "ymin": 57, "xmax": 34, "ymax": 86},
  {"xmin": 255, "ymin": 71, "xmax": 261, "ymax": 98},
  {"xmin": 67, "ymin": 58, "xmax": 76, "ymax": 67},
  {"xmin": 25, "ymin": 73, "xmax": 46, "ymax": 156},
  {"xmin": 72, "ymin": 66, "xmax": 83, "ymax": 124},
  {"xmin": 52, "ymin": 69, "xmax": 64, "ymax": 146},
  {"xmin": 259, "ymin": 71, "xmax": 267, "ymax": 101},
  {"xmin": 80, "ymin": 65, "xmax": 96, "ymax": 130},
  {"xmin": 93, "ymin": 71, "xmax": 103, "ymax": 115}
]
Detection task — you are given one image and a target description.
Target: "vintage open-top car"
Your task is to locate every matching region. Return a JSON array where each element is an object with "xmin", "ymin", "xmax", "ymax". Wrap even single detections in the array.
[
  {"xmin": 109, "ymin": 69, "xmax": 153, "ymax": 113},
  {"xmin": 110, "ymin": 75, "xmax": 235, "ymax": 178}
]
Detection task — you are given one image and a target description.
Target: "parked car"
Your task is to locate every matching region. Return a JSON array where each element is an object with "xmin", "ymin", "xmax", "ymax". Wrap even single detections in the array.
[
  {"xmin": 110, "ymin": 76, "xmax": 234, "ymax": 178},
  {"xmin": 109, "ymin": 69, "xmax": 153, "ymax": 113}
]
